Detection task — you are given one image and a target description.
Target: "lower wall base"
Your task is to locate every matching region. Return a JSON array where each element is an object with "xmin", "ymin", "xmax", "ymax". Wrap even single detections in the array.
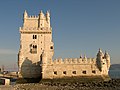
[
  {"xmin": 41, "ymin": 75, "xmax": 111, "ymax": 83},
  {"xmin": 16, "ymin": 75, "xmax": 111, "ymax": 84},
  {"xmin": 18, "ymin": 72, "xmax": 42, "ymax": 79},
  {"xmin": 16, "ymin": 77, "xmax": 42, "ymax": 84}
]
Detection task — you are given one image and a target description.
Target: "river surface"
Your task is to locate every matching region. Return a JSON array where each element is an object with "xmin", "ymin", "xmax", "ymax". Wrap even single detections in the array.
[{"xmin": 109, "ymin": 70, "xmax": 120, "ymax": 79}]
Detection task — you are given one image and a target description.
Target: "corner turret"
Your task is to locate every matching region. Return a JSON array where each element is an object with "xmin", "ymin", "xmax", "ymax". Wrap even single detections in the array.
[
  {"xmin": 23, "ymin": 10, "xmax": 28, "ymax": 19},
  {"xmin": 46, "ymin": 11, "xmax": 50, "ymax": 28},
  {"xmin": 96, "ymin": 48, "xmax": 109, "ymax": 75},
  {"xmin": 96, "ymin": 48, "xmax": 104, "ymax": 71},
  {"xmin": 104, "ymin": 51, "xmax": 110, "ymax": 69},
  {"xmin": 39, "ymin": 10, "xmax": 45, "ymax": 19},
  {"xmin": 97, "ymin": 48, "xmax": 104, "ymax": 58},
  {"xmin": 46, "ymin": 11, "xmax": 50, "ymax": 20},
  {"xmin": 23, "ymin": 10, "xmax": 28, "ymax": 27},
  {"xmin": 38, "ymin": 10, "xmax": 45, "ymax": 28}
]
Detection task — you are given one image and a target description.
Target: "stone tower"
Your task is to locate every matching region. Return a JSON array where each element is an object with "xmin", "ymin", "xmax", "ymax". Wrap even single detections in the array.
[
  {"xmin": 104, "ymin": 51, "xmax": 110, "ymax": 69},
  {"xmin": 18, "ymin": 10, "xmax": 54, "ymax": 78},
  {"xmin": 96, "ymin": 49, "xmax": 110, "ymax": 75}
]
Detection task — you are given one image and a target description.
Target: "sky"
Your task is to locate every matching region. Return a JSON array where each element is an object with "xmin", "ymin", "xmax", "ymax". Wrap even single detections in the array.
[{"xmin": 0, "ymin": 0, "xmax": 120, "ymax": 71}]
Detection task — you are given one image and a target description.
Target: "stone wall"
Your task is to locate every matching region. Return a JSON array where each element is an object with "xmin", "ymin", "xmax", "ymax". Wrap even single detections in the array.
[
  {"xmin": 41, "ymin": 51, "xmax": 110, "ymax": 79},
  {"xmin": 42, "ymin": 58, "xmax": 107, "ymax": 79}
]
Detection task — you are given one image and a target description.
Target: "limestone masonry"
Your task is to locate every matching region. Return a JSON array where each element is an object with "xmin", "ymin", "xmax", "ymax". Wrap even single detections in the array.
[{"xmin": 18, "ymin": 10, "xmax": 111, "ymax": 79}]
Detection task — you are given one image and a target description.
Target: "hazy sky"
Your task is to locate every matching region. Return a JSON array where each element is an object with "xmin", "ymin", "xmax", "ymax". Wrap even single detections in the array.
[{"xmin": 0, "ymin": 0, "xmax": 120, "ymax": 71}]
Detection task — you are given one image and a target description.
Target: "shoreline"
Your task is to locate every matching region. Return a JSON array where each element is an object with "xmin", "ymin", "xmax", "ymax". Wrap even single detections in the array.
[{"xmin": 0, "ymin": 79, "xmax": 120, "ymax": 90}]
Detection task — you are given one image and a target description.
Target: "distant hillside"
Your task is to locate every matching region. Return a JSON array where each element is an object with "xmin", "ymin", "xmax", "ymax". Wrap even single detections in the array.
[{"xmin": 110, "ymin": 64, "xmax": 120, "ymax": 70}]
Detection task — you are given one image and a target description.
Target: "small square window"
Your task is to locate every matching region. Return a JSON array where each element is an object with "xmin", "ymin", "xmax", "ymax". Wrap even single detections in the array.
[
  {"xmin": 50, "ymin": 46, "xmax": 53, "ymax": 49},
  {"xmin": 82, "ymin": 71, "xmax": 86, "ymax": 74},
  {"xmin": 54, "ymin": 71, "xmax": 57, "ymax": 75},
  {"xmin": 63, "ymin": 71, "xmax": 66, "ymax": 75},
  {"xmin": 30, "ymin": 45, "xmax": 37, "ymax": 54},
  {"xmin": 72, "ymin": 71, "xmax": 76, "ymax": 74},
  {"xmin": 92, "ymin": 70, "xmax": 96, "ymax": 74}
]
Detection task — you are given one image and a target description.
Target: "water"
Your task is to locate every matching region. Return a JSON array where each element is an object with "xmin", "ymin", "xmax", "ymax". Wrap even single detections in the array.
[{"xmin": 109, "ymin": 70, "xmax": 120, "ymax": 79}]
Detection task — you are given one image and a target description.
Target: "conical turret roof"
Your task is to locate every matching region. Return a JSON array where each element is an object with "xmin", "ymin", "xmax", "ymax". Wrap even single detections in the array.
[{"xmin": 97, "ymin": 48, "xmax": 104, "ymax": 57}]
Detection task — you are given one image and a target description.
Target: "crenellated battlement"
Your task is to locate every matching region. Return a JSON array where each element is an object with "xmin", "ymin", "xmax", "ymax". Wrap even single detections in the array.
[
  {"xmin": 19, "ymin": 27, "xmax": 52, "ymax": 31},
  {"xmin": 23, "ymin": 11, "xmax": 49, "ymax": 20},
  {"xmin": 22, "ymin": 10, "xmax": 51, "ymax": 29},
  {"xmin": 52, "ymin": 57, "xmax": 96, "ymax": 65},
  {"xmin": 19, "ymin": 27, "xmax": 52, "ymax": 34},
  {"xmin": 28, "ymin": 15, "xmax": 39, "ymax": 19}
]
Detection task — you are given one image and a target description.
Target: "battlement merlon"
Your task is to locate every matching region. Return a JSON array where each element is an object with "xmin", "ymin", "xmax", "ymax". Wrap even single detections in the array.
[
  {"xmin": 51, "ymin": 49, "xmax": 110, "ymax": 66},
  {"xmin": 52, "ymin": 57, "xmax": 96, "ymax": 65}
]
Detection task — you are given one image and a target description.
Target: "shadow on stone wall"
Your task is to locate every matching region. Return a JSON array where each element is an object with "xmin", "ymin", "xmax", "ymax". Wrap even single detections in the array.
[
  {"xmin": 20, "ymin": 57, "xmax": 42, "ymax": 82},
  {"xmin": 96, "ymin": 59, "xmax": 102, "ymax": 72}
]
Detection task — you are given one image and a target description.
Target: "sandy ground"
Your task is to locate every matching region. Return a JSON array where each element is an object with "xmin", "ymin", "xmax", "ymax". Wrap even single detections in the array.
[{"xmin": 0, "ymin": 84, "xmax": 57, "ymax": 90}]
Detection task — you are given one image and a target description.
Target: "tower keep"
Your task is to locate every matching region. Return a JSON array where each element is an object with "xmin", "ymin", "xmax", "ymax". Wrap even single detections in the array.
[{"xmin": 18, "ymin": 10, "xmax": 54, "ymax": 78}]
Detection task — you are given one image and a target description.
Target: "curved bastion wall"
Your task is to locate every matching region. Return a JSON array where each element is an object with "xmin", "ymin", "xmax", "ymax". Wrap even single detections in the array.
[{"xmin": 41, "ymin": 56, "xmax": 109, "ymax": 79}]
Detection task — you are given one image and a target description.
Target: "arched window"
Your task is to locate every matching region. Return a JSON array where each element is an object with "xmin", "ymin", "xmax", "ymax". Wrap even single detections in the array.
[
  {"xmin": 72, "ymin": 71, "xmax": 76, "ymax": 74},
  {"xmin": 30, "ymin": 44, "xmax": 37, "ymax": 54},
  {"xmin": 33, "ymin": 35, "xmax": 37, "ymax": 39},
  {"xmin": 82, "ymin": 71, "xmax": 86, "ymax": 74}
]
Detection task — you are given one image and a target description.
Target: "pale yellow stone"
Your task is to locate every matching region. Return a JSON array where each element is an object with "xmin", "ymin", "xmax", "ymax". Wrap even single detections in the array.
[{"xmin": 18, "ymin": 11, "xmax": 110, "ymax": 79}]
